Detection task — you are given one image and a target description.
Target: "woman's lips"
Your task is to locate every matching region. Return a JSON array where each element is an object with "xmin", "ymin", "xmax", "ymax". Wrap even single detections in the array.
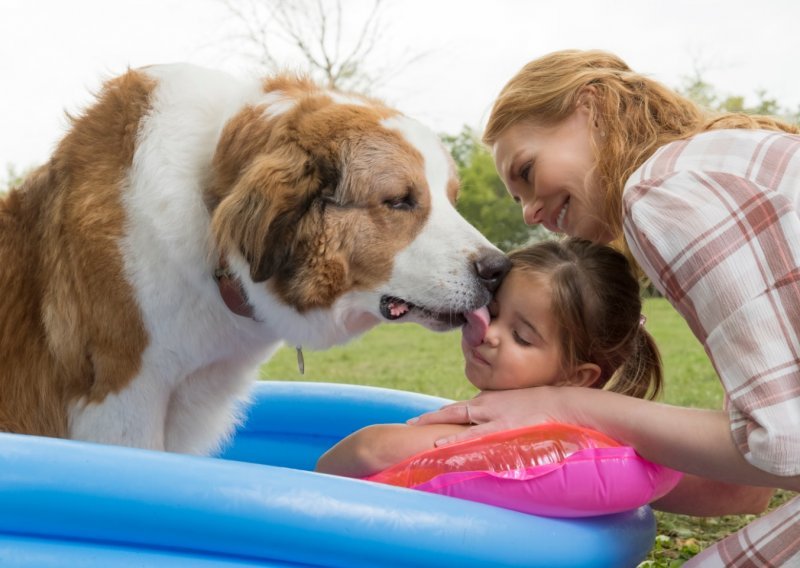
[
  {"xmin": 556, "ymin": 199, "xmax": 569, "ymax": 231},
  {"xmin": 542, "ymin": 199, "xmax": 569, "ymax": 233}
]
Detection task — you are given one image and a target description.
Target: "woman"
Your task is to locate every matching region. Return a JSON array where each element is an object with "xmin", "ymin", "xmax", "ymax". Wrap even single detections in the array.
[{"xmin": 414, "ymin": 50, "xmax": 800, "ymax": 566}]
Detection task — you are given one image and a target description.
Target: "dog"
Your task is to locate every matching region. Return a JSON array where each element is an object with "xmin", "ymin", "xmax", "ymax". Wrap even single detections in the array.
[{"xmin": 0, "ymin": 63, "xmax": 509, "ymax": 455}]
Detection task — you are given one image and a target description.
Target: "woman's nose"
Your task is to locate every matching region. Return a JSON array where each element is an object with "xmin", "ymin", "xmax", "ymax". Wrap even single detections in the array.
[{"xmin": 522, "ymin": 200, "xmax": 544, "ymax": 226}]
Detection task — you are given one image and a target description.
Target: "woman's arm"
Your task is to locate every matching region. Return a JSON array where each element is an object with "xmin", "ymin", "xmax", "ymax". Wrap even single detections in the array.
[
  {"xmin": 315, "ymin": 423, "xmax": 467, "ymax": 478},
  {"xmin": 413, "ymin": 387, "xmax": 800, "ymax": 499},
  {"xmin": 651, "ymin": 474, "xmax": 774, "ymax": 516}
]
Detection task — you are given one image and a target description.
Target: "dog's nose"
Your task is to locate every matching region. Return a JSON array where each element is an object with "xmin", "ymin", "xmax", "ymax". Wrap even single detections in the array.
[{"xmin": 474, "ymin": 251, "xmax": 511, "ymax": 293}]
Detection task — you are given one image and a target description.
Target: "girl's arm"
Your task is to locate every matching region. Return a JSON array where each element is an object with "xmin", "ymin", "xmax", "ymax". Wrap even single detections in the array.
[{"xmin": 315, "ymin": 422, "xmax": 467, "ymax": 478}]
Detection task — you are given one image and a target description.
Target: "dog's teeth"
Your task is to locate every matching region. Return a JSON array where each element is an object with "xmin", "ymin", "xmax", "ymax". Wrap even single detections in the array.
[{"xmin": 390, "ymin": 302, "xmax": 409, "ymax": 317}]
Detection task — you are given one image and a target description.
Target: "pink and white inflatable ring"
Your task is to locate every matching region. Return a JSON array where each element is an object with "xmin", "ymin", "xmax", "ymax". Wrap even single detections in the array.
[{"xmin": 365, "ymin": 423, "xmax": 682, "ymax": 518}]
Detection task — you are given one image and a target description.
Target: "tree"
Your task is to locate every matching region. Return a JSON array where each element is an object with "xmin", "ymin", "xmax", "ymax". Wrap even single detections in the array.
[
  {"xmin": 443, "ymin": 127, "xmax": 544, "ymax": 251},
  {"xmin": 678, "ymin": 69, "xmax": 800, "ymax": 124},
  {"xmin": 0, "ymin": 164, "xmax": 29, "ymax": 194},
  {"xmin": 218, "ymin": 0, "xmax": 426, "ymax": 93}
]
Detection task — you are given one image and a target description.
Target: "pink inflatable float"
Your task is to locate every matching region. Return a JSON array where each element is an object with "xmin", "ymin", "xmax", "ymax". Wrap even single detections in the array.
[{"xmin": 366, "ymin": 423, "xmax": 682, "ymax": 517}]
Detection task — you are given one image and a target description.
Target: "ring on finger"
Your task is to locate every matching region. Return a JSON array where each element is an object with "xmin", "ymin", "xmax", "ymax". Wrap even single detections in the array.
[{"xmin": 465, "ymin": 401, "xmax": 475, "ymax": 425}]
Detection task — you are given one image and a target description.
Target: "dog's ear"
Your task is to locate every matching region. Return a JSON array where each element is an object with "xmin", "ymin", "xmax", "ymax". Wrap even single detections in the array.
[{"xmin": 212, "ymin": 149, "xmax": 337, "ymax": 283}]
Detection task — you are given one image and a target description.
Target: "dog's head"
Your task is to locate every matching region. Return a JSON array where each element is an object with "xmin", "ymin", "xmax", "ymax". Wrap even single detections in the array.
[{"xmin": 206, "ymin": 76, "xmax": 510, "ymax": 348}]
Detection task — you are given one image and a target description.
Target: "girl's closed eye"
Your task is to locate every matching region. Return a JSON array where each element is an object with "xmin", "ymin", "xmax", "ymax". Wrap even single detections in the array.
[{"xmin": 512, "ymin": 329, "xmax": 532, "ymax": 346}]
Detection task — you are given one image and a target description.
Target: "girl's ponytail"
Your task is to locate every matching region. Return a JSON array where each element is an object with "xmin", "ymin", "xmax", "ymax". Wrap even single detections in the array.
[{"xmin": 604, "ymin": 326, "xmax": 663, "ymax": 401}]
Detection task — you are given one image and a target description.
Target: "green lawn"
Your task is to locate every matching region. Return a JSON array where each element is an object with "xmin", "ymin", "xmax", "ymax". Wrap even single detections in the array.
[
  {"xmin": 261, "ymin": 297, "xmax": 723, "ymax": 406},
  {"xmin": 261, "ymin": 297, "xmax": 795, "ymax": 566}
]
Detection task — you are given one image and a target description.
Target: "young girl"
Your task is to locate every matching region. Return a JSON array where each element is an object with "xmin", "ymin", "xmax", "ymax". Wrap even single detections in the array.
[
  {"xmin": 413, "ymin": 50, "xmax": 800, "ymax": 566},
  {"xmin": 316, "ymin": 237, "xmax": 662, "ymax": 477}
]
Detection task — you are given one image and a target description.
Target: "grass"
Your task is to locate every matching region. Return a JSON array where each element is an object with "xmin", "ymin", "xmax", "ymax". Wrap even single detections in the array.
[{"xmin": 261, "ymin": 297, "xmax": 796, "ymax": 566}]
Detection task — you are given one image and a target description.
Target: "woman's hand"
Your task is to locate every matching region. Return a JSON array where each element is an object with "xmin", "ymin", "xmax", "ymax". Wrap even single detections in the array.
[{"xmin": 410, "ymin": 386, "xmax": 582, "ymax": 446}]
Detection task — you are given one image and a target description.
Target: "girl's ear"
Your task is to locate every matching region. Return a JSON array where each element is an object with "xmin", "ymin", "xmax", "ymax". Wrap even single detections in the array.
[{"xmin": 560, "ymin": 363, "xmax": 601, "ymax": 388}]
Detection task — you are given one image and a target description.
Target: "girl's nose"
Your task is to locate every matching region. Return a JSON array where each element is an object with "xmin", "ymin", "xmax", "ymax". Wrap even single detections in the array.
[{"xmin": 483, "ymin": 323, "xmax": 500, "ymax": 347}]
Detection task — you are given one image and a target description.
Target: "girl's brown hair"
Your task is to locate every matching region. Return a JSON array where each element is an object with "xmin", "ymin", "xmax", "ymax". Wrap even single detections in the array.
[
  {"xmin": 508, "ymin": 238, "xmax": 662, "ymax": 400},
  {"xmin": 484, "ymin": 49, "xmax": 799, "ymax": 254}
]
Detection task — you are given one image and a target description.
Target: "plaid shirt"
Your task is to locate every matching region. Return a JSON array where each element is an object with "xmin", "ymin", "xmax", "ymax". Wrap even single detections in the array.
[{"xmin": 623, "ymin": 129, "xmax": 800, "ymax": 567}]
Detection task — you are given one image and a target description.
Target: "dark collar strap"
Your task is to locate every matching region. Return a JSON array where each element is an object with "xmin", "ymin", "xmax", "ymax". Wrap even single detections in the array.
[{"xmin": 214, "ymin": 259, "xmax": 257, "ymax": 320}]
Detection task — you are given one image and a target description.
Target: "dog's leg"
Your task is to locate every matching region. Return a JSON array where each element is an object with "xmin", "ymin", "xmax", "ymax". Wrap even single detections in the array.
[
  {"xmin": 68, "ymin": 372, "xmax": 168, "ymax": 450},
  {"xmin": 163, "ymin": 360, "xmax": 256, "ymax": 455}
]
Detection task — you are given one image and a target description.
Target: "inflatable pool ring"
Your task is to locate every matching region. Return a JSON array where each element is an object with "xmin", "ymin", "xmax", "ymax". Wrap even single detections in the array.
[
  {"xmin": 0, "ymin": 383, "xmax": 663, "ymax": 567},
  {"xmin": 366, "ymin": 422, "xmax": 682, "ymax": 517}
]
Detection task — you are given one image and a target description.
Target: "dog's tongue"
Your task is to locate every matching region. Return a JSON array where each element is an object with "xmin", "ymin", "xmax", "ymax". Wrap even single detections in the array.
[{"xmin": 462, "ymin": 306, "xmax": 490, "ymax": 348}]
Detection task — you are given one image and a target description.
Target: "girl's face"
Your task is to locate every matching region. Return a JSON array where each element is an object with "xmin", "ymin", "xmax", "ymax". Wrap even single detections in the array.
[
  {"xmin": 492, "ymin": 105, "xmax": 613, "ymax": 243},
  {"xmin": 461, "ymin": 270, "xmax": 564, "ymax": 391}
]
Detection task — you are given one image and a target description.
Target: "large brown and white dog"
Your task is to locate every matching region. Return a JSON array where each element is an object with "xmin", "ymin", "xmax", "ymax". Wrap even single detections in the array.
[{"xmin": 0, "ymin": 64, "xmax": 509, "ymax": 455}]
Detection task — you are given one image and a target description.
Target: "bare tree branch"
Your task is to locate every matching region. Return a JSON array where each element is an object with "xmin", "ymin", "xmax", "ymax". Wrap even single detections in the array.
[
  {"xmin": 215, "ymin": 0, "xmax": 430, "ymax": 93},
  {"xmin": 219, "ymin": 0, "xmax": 281, "ymax": 71}
]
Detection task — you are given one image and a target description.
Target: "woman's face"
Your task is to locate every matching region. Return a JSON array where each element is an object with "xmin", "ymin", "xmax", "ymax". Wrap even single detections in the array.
[{"xmin": 491, "ymin": 106, "xmax": 613, "ymax": 243}]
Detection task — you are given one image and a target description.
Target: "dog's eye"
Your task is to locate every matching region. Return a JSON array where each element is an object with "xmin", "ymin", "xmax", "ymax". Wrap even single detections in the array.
[{"xmin": 384, "ymin": 192, "xmax": 416, "ymax": 211}]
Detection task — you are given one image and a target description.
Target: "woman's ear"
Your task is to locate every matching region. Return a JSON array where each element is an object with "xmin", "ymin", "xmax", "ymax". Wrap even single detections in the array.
[
  {"xmin": 576, "ymin": 85, "xmax": 598, "ymax": 110},
  {"xmin": 576, "ymin": 87, "xmax": 605, "ymax": 138},
  {"xmin": 560, "ymin": 363, "xmax": 601, "ymax": 388}
]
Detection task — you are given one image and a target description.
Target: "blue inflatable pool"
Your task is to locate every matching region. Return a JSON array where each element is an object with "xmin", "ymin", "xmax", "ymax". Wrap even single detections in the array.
[{"xmin": 0, "ymin": 381, "xmax": 656, "ymax": 567}]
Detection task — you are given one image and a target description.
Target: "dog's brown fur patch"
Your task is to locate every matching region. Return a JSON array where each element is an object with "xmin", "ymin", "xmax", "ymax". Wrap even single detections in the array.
[
  {"xmin": 0, "ymin": 70, "xmax": 153, "ymax": 436},
  {"xmin": 209, "ymin": 78, "xmax": 436, "ymax": 312}
]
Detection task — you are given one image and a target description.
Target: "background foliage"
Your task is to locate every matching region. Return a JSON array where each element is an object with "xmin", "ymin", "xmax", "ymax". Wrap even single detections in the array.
[{"xmin": 442, "ymin": 127, "xmax": 545, "ymax": 251}]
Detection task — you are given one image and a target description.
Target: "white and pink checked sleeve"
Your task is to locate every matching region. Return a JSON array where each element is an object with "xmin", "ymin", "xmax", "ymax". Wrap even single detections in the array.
[{"xmin": 623, "ymin": 129, "xmax": 800, "ymax": 477}]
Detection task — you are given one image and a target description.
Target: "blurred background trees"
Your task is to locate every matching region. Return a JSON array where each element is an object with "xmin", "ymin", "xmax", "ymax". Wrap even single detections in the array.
[
  {"xmin": 442, "ymin": 127, "xmax": 544, "ymax": 250},
  {"xmin": 679, "ymin": 69, "xmax": 800, "ymax": 122},
  {"xmin": 0, "ymin": 165, "xmax": 29, "ymax": 194}
]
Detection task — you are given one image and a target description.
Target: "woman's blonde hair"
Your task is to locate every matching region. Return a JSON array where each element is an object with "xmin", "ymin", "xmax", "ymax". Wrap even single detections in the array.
[
  {"xmin": 508, "ymin": 238, "xmax": 662, "ymax": 400},
  {"xmin": 484, "ymin": 49, "xmax": 799, "ymax": 254}
]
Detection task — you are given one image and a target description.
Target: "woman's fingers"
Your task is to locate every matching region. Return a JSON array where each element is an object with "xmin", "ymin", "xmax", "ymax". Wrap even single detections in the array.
[
  {"xmin": 434, "ymin": 423, "xmax": 496, "ymax": 446},
  {"xmin": 407, "ymin": 398, "xmax": 510, "ymax": 445},
  {"xmin": 408, "ymin": 401, "xmax": 471, "ymax": 425}
]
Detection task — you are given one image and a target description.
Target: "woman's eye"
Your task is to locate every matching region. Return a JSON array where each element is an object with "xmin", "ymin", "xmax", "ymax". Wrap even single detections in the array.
[
  {"xmin": 513, "ymin": 330, "xmax": 532, "ymax": 346},
  {"xmin": 487, "ymin": 300, "xmax": 499, "ymax": 319},
  {"xmin": 519, "ymin": 163, "xmax": 532, "ymax": 183}
]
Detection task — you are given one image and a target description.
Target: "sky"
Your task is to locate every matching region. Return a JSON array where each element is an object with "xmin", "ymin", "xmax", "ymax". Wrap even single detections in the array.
[{"xmin": 2, "ymin": 0, "xmax": 799, "ymax": 175}]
